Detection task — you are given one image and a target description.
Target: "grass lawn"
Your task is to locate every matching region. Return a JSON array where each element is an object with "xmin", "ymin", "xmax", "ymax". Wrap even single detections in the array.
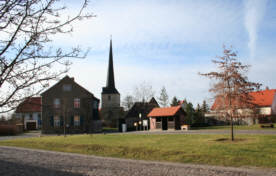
[
  {"xmin": 192, "ymin": 123, "xmax": 276, "ymax": 130},
  {"xmin": 1, "ymin": 134, "xmax": 276, "ymax": 168}
]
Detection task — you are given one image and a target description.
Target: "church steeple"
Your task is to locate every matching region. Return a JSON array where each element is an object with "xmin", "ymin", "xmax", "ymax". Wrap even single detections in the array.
[{"xmin": 102, "ymin": 38, "xmax": 119, "ymax": 94}]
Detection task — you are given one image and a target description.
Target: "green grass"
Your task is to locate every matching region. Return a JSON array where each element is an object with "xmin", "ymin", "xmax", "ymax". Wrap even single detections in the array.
[
  {"xmin": 1, "ymin": 134, "xmax": 276, "ymax": 168},
  {"xmin": 192, "ymin": 123, "xmax": 276, "ymax": 130}
]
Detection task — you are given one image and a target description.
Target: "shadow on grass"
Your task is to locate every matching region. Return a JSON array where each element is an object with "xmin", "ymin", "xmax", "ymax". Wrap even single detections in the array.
[{"xmin": 214, "ymin": 138, "xmax": 247, "ymax": 143}]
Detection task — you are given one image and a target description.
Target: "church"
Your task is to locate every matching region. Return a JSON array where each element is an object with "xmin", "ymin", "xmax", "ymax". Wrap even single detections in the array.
[{"xmin": 100, "ymin": 39, "xmax": 124, "ymax": 128}]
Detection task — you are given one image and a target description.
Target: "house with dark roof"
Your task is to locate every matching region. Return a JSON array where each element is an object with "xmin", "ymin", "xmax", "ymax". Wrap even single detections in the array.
[
  {"xmin": 15, "ymin": 97, "xmax": 42, "ymax": 130},
  {"xmin": 147, "ymin": 105, "xmax": 186, "ymax": 130},
  {"xmin": 124, "ymin": 97, "xmax": 159, "ymax": 130},
  {"xmin": 41, "ymin": 76, "xmax": 101, "ymax": 134},
  {"xmin": 208, "ymin": 88, "xmax": 276, "ymax": 124}
]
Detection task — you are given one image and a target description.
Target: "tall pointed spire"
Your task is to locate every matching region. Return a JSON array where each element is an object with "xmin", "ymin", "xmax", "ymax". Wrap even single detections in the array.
[{"xmin": 102, "ymin": 38, "xmax": 119, "ymax": 94}]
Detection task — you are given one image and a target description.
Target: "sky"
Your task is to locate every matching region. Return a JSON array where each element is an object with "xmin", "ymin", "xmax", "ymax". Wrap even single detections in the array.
[{"xmin": 53, "ymin": 0, "xmax": 276, "ymax": 107}]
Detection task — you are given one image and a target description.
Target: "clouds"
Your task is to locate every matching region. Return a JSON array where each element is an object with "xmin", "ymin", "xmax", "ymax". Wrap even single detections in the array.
[
  {"xmin": 57, "ymin": 0, "xmax": 245, "ymax": 50},
  {"xmin": 244, "ymin": 0, "xmax": 268, "ymax": 60},
  {"xmin": 55, "ymin": 0, "xmax": 276, "ymax": 107}
]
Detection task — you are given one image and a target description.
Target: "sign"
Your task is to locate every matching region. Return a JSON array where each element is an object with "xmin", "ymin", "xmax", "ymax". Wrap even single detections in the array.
[{"xmin": 143, "ymin": 120, "xmax": 148, "ymax": 126}]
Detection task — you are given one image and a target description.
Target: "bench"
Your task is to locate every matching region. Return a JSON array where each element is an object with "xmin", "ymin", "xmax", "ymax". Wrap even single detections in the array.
[
  {"xmin": 181, "ymin": 125, "xmax": 190, "ymax": 131},
  {"xmin": 260, "ymin": 124, "xmax": 274, "ymax": 128}
]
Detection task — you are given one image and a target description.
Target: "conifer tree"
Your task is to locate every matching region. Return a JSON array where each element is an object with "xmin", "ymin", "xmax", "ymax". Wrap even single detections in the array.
[
  {"xmin": 158, "ymin": 86, "xmax": 169, "ymax": 107},
  {"xmin": 170, "ymin": 96, "xmax": 180, "ymax": 106}
]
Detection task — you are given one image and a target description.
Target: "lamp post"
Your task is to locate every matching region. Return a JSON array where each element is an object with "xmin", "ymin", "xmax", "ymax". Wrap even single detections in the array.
[
  {"xmin": 134, "ymin": 122, "xmax": 137, "ymax": 131},
  {"xmin": 139, "ymin": 113, "xmax": 142, "ymax": 131}
]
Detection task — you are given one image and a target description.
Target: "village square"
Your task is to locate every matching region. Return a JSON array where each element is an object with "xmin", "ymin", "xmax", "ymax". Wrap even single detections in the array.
[{"xmin": 0, "ymin": 0, "xmax": 276, "ymax": 176}]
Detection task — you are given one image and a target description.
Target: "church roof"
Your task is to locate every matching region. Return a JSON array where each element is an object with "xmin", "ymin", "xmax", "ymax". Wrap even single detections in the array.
[{"xmin": 102, "ymin": 39, "xmax": 119, "ymax": 94}]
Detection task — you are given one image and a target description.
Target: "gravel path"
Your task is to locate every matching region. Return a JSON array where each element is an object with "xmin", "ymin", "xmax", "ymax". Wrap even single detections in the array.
[{"xmin": 0, "ymin": 146, "xmax": 275, "ymax": 176}]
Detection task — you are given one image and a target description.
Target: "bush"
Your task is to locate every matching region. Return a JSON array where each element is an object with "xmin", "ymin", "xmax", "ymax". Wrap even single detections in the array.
[{"xmin": 0, "ymin": 124, "xmax": 22, "ymax": 136}]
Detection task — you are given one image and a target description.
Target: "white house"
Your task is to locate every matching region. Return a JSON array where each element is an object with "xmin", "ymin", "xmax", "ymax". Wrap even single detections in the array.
[
  {"xmin": 15, "ymin": 97, "xmax": 42, "ymax": 130},
  {"xmin": 207, "ymin": 88, "xmax": 276, "ymax": 125}
]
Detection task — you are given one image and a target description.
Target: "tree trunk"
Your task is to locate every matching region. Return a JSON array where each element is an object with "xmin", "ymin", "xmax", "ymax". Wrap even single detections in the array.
[{"xmin": 230, "ymin": 115, "xmax": 234, "ymax": 141}]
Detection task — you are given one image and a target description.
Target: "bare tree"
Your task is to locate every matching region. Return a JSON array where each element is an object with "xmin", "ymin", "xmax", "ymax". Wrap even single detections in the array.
[
  {"xmin": 133, "ymin": 81, "xmax": 155, "ymax": 103},
  {"xmin": 122, "ymin": 95, "xmax": 134, "ymax": 111},
  {"xmin": 200, "ymin": 45, "xmax": 261, "ymax": 141},
  {"xmin": 158, "ymin": 86, "xmax": 169, "ymax": 107},
  {"xmin": 0, "ymin": 0, "xmax": 93, "ymax": 113}
]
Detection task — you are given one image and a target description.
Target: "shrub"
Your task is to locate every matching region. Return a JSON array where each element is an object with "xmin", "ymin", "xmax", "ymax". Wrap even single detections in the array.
[{"xmin": 0, "ymin": 124, "xmax": 22, "ymax": 136}]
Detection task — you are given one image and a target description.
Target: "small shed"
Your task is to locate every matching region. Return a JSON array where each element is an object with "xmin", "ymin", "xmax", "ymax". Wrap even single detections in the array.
[{"xmin": 147, "ymin": 105, "xmax": 186, "ymax": 130}]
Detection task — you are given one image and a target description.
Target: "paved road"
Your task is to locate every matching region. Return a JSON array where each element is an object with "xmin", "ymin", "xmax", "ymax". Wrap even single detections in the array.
[
  {"xmin": 0, "ymin": 146, "xmax": 275, "ymax": 176},
  {"xmin": 128, "ymin": 129, "xmax": 276, "ymax": 135},
  {"xmin": 0, "ymin": 131, "xmax": 43, "ymax": 141},
  {"xmin": 0, "ymin": 132, "xmax": 38, "ymax": 141}
]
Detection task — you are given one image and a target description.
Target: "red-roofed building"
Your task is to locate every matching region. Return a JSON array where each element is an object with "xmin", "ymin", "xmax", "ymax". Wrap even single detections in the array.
[
  {"xmin": 147, "ymin": 105, "xmax": 186, "ymax": 130},
  {"xmin": 15, "ymin": 97, "xmax": 42, "ymax": 130},
  {"xmin": 209, "ymin": 88, "xmax": 276, "ymax": 124}
]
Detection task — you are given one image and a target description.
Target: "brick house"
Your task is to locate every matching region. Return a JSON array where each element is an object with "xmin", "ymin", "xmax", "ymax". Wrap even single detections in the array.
[
  {"xmin": 208, "ymin": 88, "xmax": 276, "ymax": 125},
  {"xmin": 41, "ymin": 76, "xmax": 101, "ymax": 134},
  {"xmin": 147, "ymin": 105, "xmax": 186, "ymax": 130},
  {"xmin": 15, "ymin": 97, "xmax": 42, "ymax": 130}
]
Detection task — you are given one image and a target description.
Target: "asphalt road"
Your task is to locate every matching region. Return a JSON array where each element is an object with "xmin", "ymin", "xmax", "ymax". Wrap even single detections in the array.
[
  {"xmin": 0, "ymin": 146, "xmax": 275, "ymax": 176},
  {"xmin": 128, "ymin": 129, "xmax": 276, "ymax": 135}
]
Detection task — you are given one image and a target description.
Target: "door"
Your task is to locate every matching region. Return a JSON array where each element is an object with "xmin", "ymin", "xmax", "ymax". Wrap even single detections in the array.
[
  {"xmin": 162, "ymin": 117, "xmax": 168, "ymax": 130},
  {"xmin": 26, "ymin": 122, "xmax": 37, "ymax": 130},
  {"xmin": 175, "ymin": 116, "xmax": 180, "ymax": 130}
]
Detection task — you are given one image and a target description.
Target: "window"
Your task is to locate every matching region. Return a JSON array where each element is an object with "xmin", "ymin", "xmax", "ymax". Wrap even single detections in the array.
[
  {"xmin": 108, "ymin": 95, "xmax": 111, "ymax": 101},
  {"xmin": 63, "ymin": 84, "xmax": 72, "ymax": 91},
  {"xmin": 156, "ymin": 117, "xmax": 161, "ymax": 122},
  {"xmin": 54, "ymin": 115, "xmax": 60, "ymax": 127},
  {"xmin": 74, "ymin": 115, "xmax": 80, "ymax": 127},
  {"xmin": 54, "ymin": 98, "xmax": 60, "ymax": 108},
  {"xmin": 74, "ymin": 98, "xmax": 80, "ymax": 108},
  {"xmin": 168, "ymin": 117, "xmax": 174, "ymax": 121},
  {"xmin": 29, "ymin": 114, "xmax": 33, "ymax": 120}
]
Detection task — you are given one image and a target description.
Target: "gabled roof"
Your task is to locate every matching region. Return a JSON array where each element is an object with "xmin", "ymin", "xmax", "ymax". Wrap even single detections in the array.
[
  {"xmin": 147, "ymin": 105, "xmax": 182, "ymax": 117},
  {"xmin": 211, "ymin": 89, "xmax": 276, "ymax": 110},
  {"xmin": 41, "ymin": 75, "xmax": 98, "ymax": 100},
  {"xmin": 16, "ymin": 97, "xmax": 42, "ymax": 113},
  {"xmin": 125, "ymin": 97, "xmax": 159, "ymax": 119}
]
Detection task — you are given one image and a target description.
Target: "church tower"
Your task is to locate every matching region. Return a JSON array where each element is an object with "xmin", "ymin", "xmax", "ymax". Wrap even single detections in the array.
[{"xmin": 101, "ymin": 39, "xmax": 122, "ymax": 127}]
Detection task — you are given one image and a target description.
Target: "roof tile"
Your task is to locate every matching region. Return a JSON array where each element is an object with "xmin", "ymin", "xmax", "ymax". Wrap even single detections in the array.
[
  {"xmin": 15, "ymin": 97, "xmax": 41, "ymax": 113},
  {"xmin": 211, "ymin": 89, "xmax": 276, "ymax": 110},
  {"xmin": 147, "ymin": 105, "xmax": 181, "ymax": 117}
]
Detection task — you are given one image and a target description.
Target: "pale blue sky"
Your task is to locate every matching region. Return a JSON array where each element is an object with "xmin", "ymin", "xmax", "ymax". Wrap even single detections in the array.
[{"xmin": 54, "ymin": 0, "xmax": 276, "ymax": 107}]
